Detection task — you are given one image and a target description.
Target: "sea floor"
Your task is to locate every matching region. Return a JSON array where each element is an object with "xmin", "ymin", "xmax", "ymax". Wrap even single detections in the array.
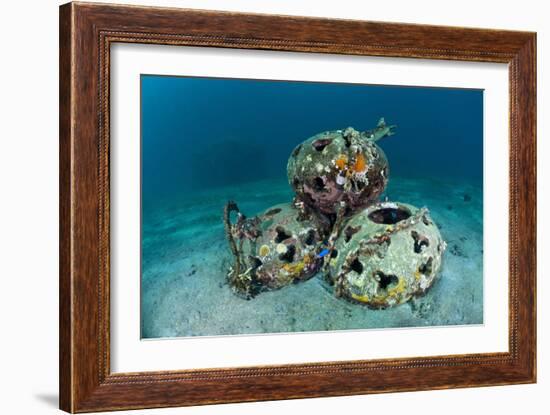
[{"xmin": 141, "ymin": 176, "xmax": 483, "ymax": 338}]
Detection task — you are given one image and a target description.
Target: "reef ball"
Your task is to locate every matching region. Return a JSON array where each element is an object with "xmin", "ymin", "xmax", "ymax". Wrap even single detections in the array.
[
  {"xmin": 287, "ymin": 120, "xmax": 395, "ymax": 216},
  {"xmin": 326, "ymin": 201, "xmax": 446, "ymax": 308},
  {"xmin": 224, "ymin": 202, "xmax": 327, "ymax": 298}
]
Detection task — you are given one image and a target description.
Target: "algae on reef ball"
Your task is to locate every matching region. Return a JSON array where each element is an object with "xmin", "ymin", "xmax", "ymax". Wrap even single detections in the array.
[
  {"xmin": 224, "ymin": 118, "xmax": 446, "ymax": 309},
  {"xmin": 224, "ymin": 201, "xmax": 327, "ymax": 298},
  {"xmin": 287, "ymin": 121, "xmax": 394, "ymax": 215},
  {"xmin": 327, "ymin": 201, "xmax": 445, "ymax": 308}
]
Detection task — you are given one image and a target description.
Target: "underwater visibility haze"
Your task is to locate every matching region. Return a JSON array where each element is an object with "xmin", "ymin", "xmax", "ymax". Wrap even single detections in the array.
[{"xmin": 141, "ymin": 75, "xmax": 483, "ymax": 339}]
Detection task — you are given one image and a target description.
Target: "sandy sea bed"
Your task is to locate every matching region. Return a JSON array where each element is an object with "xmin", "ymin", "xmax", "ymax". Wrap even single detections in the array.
[{"xmin": 141, "ymin": 176, "xmax": 483, "ymax": 338}]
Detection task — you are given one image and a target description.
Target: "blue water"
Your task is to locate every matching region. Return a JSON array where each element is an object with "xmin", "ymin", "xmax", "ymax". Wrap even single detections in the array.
[{"xmin": 140, "ymin": 75, "xmax": 483, "ymax": 339}]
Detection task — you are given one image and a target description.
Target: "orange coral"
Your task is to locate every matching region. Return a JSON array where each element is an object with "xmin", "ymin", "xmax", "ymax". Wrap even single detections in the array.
[
  {"xmin": 335, "ymin": 155, "xmax": 348, "ymax": 170},
  {"xmin": 353, "ymin": 152, "xmax": 367, "ymax": 173}
]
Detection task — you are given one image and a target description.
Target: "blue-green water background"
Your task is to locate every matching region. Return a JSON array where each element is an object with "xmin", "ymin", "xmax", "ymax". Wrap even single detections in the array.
[
  {"xmin": 140, "ymin": 75, "xmax": 484, "ymax": 338},
  {"xmin": 142, "ymin": 75, "xmax": 482, "ymax": 210}
]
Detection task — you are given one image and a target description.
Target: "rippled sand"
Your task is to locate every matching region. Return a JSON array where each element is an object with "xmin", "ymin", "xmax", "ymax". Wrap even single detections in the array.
[{"xmin": 141, "ymin": 176, "xmax": 483, "ymax": 339}]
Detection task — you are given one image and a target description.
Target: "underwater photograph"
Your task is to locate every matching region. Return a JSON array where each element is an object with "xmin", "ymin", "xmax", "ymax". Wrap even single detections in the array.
[{"xmin": 140, "ymin": 75, "xmax": 483, "ymax": 339}]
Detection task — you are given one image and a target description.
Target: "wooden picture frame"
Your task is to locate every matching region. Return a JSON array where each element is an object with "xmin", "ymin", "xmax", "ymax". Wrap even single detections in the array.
[{"xmin": 59, "ymin": 2, "xmax": 536, "ymax": 412}]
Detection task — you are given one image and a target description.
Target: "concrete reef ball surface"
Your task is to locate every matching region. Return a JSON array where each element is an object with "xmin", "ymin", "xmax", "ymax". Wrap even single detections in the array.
[
  {"xmin": 228, "ymin": 203, "xmax": 325, "ymax": 294},
  {"xmin": 327, "ymin": 201, "xmax": 446, "ymax": 308},
  {"xmin": 287, "ymin": 126, "xmax": 389, "ymax": 215}
]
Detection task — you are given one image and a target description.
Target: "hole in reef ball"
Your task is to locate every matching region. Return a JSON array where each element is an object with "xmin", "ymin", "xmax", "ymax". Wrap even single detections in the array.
[
  {"xmin": 411, "ymin": 230, "xmax": 430, "ymax": 254},
  {"xmin": 344, "ymin": 225, "xmax": 362, "ymax": 243},
  {"xmin": 311, "ymin": 138, "xmax": 333, "ymax": 152},
  {"xmin": 249, "ymin": 256, "xmax": 263, "ymax": 269},
  {"xmin": 313, "ymin": 176, "xmax": 325, "ymax": 191},
  {"xmin": 274, "ymin": 226, "xmax": 292, "ymax": 243},
  {"xmin": 265, "ymin": 207, "xmax": 282, "ymax": 216},
  {"xmin": 368, "ymin": 207, "xmax": 411, "ymax": 224},
  {"xmin": 350, "ymin": 258, "xmax": 364, "ymax": 274},
  {"xmin": 374, "ymin": 271, "xmax": 399, "ymax": 290},
  {"xmin": 304, "ymin": 229, "xmax": 316, "ymax": 245},
  {"xmin": 279, "ymin": 245, "xmax": 296, "ymax": 262},
  {"xmin": 419, "ymin": 257, "xmax": 434, "ymax": 275}
]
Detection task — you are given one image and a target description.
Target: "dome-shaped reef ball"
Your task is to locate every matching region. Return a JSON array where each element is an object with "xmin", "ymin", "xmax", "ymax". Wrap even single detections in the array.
[
  {"xmin": 287, "ymin": 119, "xmax": 396, "ymax": 216},
  {"xmin": 326, "ymin": 201, "xmax": 446, "ymax": 309},
  {"xmin": 224, "ymin": 202, "xmax": 329, "ymax": 298}
]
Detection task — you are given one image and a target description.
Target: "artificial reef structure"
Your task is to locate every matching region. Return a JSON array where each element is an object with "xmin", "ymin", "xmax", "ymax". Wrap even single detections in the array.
[
  {"xmin": 287, "ymin": 121, "xmax": 392, "ymax": 215},
  {"xmin": 327, "ymin": 201, "xmax": 445, "ymax": 308},
  {"xmin": 223, "ymin": 118, "xmax": 445, "ymax": 308},
  {"xmin": 224, "ymin": 202, "xmax": 327, "ymax": 299}
]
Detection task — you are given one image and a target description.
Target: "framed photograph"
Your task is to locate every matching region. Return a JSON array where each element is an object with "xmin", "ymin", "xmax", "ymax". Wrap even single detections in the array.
[{"xmin": 59, "ymin": 2, "xmax": 536, "ymax": 412}]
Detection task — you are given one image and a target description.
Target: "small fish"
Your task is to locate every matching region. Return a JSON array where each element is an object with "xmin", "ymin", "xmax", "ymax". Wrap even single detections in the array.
[{"xmin": 318, "ymin": 249, "xmax": 330, "ymax": 258}]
